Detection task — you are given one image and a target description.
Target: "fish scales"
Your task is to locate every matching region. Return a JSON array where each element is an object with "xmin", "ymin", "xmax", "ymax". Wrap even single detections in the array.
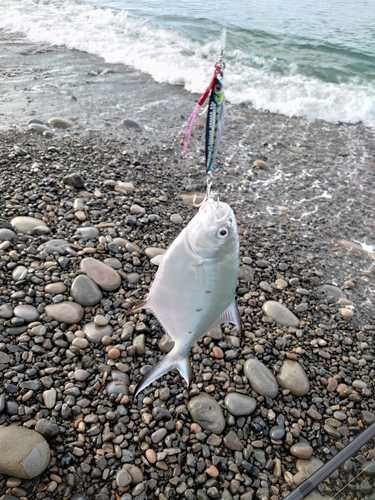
[{"xmin": 132, "ymin": 197, "xmax": 241, "ymax": 396}]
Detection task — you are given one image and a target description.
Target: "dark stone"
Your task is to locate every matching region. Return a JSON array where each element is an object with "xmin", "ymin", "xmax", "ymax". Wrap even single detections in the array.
[
  {"xmin": 152, "ymin": 406, "xmax": 172, "ymax": 421},
  {"xmin": 35, "ymin": 418, "xmax": 60, "ymax": 439},
  {"xmin": 63, "ymin": 173, "xmax": 85, "ymax": 188}
]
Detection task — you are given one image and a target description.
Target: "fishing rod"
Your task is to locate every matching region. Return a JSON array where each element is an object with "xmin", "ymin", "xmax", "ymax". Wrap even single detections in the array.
[{"xmin": 285, "ymin": 421, "xmax": 375, "ymax": 500}]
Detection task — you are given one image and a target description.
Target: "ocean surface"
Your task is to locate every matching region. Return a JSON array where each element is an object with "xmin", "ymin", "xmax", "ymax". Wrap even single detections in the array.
[{"xmin": 0, "ymin": 0, "xmax": 375, "ymax": 127}]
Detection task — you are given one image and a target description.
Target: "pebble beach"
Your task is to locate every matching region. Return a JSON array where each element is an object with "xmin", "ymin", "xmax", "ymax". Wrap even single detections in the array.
[{"xmin": 1, "ymin": 32, "xmax": 375, "ymax": 500}]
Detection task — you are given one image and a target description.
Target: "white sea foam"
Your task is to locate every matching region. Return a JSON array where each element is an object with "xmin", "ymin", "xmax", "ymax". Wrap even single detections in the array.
[{"xmin": 1, "ymin": 0, "xmax": 375, "ymax": 128}]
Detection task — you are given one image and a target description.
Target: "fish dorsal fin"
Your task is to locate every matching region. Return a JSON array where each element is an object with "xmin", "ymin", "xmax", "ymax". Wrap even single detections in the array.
[
  {"xmin": 207, "ymin": 300, "xmax": 242, "ymax": 334},
  {"xmin": 150, "ymin": 254, "xmax": 165, "ymax": 266}
]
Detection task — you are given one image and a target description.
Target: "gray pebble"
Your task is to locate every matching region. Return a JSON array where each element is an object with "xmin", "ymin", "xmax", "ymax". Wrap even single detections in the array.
[{"xmin": 224, "ymin": 393, "xmax": 256, "ymax": 416}]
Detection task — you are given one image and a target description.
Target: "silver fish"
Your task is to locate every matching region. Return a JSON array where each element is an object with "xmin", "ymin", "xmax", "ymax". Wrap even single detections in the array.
[{"xmin": 131, "ymin": 196, "xmax": 241, "ymax": 396}]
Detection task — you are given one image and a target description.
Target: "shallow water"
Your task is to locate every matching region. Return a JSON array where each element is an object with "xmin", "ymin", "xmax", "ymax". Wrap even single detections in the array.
[{"xmin": 1, "ymin": 0, "xmax": 375, "ymax": 126}]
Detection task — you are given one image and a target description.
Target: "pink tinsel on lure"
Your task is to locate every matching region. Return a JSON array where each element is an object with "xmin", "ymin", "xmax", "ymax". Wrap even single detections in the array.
[{"xmin": 182, "ymin": 67, "xmax": 220, "ymax": 152}]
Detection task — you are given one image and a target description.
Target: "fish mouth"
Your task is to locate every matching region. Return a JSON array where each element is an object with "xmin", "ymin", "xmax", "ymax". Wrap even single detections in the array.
[{"xmin": 201, "ymin": 196, "xmax": 232, "ymax": 225}]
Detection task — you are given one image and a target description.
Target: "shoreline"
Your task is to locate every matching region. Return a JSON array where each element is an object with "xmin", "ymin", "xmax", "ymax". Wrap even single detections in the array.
[{"xmin": 0, "ymin": 28, "xmax": 375, "ymax": 500}]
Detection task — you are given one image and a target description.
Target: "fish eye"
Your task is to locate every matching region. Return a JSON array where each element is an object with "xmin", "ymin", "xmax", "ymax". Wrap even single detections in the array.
[
  {"xmin": 214, "ymin": 84, "xmax": 222, "ymax": 92},
  {"xmin": 216, "ymin": 227, "xmax": 229, "ymax": 239}
]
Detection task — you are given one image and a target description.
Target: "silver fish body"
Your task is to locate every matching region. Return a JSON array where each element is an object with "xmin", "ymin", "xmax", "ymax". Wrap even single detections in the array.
[{"xmin": 133, "ymin": 197, "xmax": 241, "ymax": 396}]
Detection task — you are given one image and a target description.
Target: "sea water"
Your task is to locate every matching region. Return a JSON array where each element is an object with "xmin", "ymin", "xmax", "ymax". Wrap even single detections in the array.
[{"xmin": 0, "ymin": 0, "xmax": 374, "ymax": 127}]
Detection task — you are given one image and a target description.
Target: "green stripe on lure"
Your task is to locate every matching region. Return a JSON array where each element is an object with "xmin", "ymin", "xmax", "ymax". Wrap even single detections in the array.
[{"xmin": 205, "ymin": 76, "xmax": 225, "ymax": 173}]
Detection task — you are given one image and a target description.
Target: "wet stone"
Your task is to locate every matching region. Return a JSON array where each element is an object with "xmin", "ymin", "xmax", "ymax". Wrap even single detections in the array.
[
  {"xmin": 224, "ymin": 393, "xmax": 256, "ymax": 416},
  {"xmin": 71, "ymin": 275, "xmax": 102, "ymax": 306},
  {"xmin": 262, "ymin": 301, "xmax": 300, "ymax": 327},
  {"xmin": 269, "ymin": 425, "xmax": 285, "ymax": 441},
  {"xmin": 244, "ymin": 358, "xmax": 278, "ymax": 398}
]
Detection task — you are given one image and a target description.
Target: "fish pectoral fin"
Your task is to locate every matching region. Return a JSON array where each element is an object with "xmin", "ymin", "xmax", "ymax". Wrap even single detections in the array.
[
  {"xmin": 134, "ymin": 350, "xmax": 192, "ymax": 397},
  {"xmin": 150, "ymin": 253, "xmax": 165, "ymax": 266},
  {"xmin": 124, "ymin": 300, "xmax": 148, "ymax": 317},
  {"xmin": 207, "ymin": 300, "xmax": 243, "ymax": 334}
]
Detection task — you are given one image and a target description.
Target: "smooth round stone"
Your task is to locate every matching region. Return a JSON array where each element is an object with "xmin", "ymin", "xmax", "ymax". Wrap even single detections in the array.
[
  {"xmin": 12, "ymin": 266, "xmax": 28, "ymax": 281},
  {"xmin": 116, "ymin": 469, "xmax": 132, "ymax": 487},
  {"xmin": 262, "ymin": 301, "xmax": 299, "ymax": 327},
  {"xmin": 28, "ymin": 123, "xmax": 53, "ymax": 134},
  {"xmin": 259, "ymin": 281, "xmax": 272, "ymax": 293},
  {"xmin": 103, "ymin": 258, "xmax": 122, "ymax": 269},
  {"xmin": 158, "ymin": 334, "xmax": 174, "ymax": 353},
  {"xmin": 71, "ymin": 275, "xmax": 102, "ymax": 306},
  {"xmin": 44, "ymin": 302, "xmax": 84, "ymax": 324},
  {"xmin": 276, "ymin": 360, "xmax": 310, "ymax": 396},
  {"xmin": 0, "ymin": 303, "xmax": 13, "ymax": 319},
  {"xmin": 0, "ymin": 228, "xmax": 16, "ymax": 240},
  {"xmin": 37, "ymin": 239, "xmax": 71, "ymax": 254},
  {"xmin": 74, "ymin": 369, "xmax": 90, "ymax": 381},
  {"xmin": 44, "ymin": 282, "xmax": 67, "ymax": 294},
  {"xmin": 130, "ymin": 204, "xmax": 145, "ymax": 215},
  {"xmin": 48, "ymin": 117, "xmax": 73, "ymax": 129},
  {"xmin": 94, "ymin": 314, "xmax": 109, "ymax": 326},
  {"xmin": 224, "ymin": 393, "xmax": 256, "ymax": 416},
  {"xmin": 326, "ymin": 377, "xmax": 338, "ymax": 392},
  {"xmin": 42, "ymin": 388, "xmax": 56, "ymax": 409},
  {"xmin": 290, "ymin": 443, "xmax": 313, "ymax": 459},
  {"xmin": 73, "ymin": 198, "xmax": 85, "ymax": 211},
  {"xmin": 76, "ymin": 227, "xmax": 100, "ymax": 239},
  {"xmin": 121, "ymin": 119, "xmax": 142, "ymax": 130},
  {"xmin": 333, "ymin": 411, "xmax": 347, "ymax": 421},
  {"xmin": 33, "ymin": 226, "xmax": 50, "ymax": 236},
  {"xmin": 116, "ymin": 181, "xmax": 135, "ymax": 193},
  {"xmin": 187, "ymin": 394, "xmax": 225, "ymax": 433},
  {"xmin": 0, "ymin": 426, "xmax": 50, "ymax": 479},
  {"xmin": 339, "ymin": 308, "xmax": 354, "ymax": 318},
  {"xmin": 13, "ymin": 305, "xmax": 39, "ymax": 322},
  {"xmin": 10, "ymin": 216, "xmax": 48, "ymax": 234},
  {"xmin": 0, "ymin": 352, "xmax": 10, "ymax": 364},
  {"xmin": 80, "ymin": 257, "xmax": 121, "ymax": 291},
  {"xmin": 72, "ymin": 337, "xmax": 89, "ymax": 349},
  {"xmin": 269, "ymin": 425, "xmax": 286, "ymax": 441},
  {"xmin": 319, "ymin": 285, "xmax": 345, "ymax": 300},
  {"xmin": 244, "ymin": 359, "xmax": 278, "ymax": 398},
  {"xmin": 296, "ymin": 457, "xmax": 324, "ymax": 475},
  {"xmin": 83, "ymin": 322, "xmax": 113, "ymax": 343},
  {"xmin": 106, "ymin": 371, "xmax": 128, "ymax": 395},
  {"xmin": 253, "ymin": 159, "xmax": 270, "ymax": 170},
  {"xmin": 145, "ymin": 247, "xmax": 165, "ymax": 260},
  {"xmin": 170, "ymin": 214, "xmax": 183, "ymax": 224}
]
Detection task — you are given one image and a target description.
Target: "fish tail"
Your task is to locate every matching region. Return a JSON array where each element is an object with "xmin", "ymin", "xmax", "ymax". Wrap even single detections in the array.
[{"xmin": 134, "ymin": 349, "xmax": 192, "ymax": 397}]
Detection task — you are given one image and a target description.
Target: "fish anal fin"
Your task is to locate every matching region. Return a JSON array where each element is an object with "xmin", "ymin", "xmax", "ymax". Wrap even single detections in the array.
[{"xmin": 135, "ymin": 349, "xmax": 192, "ymax": 397}]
